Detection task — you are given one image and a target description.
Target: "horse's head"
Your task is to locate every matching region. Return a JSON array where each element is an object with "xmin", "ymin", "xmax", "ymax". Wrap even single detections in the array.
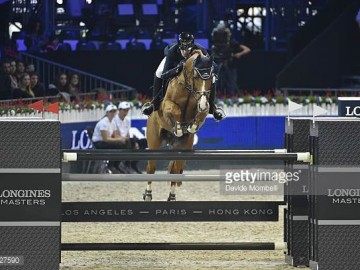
[{"xmin": 183, "ymin": 50, "xmax": 214, "ymax": 112}]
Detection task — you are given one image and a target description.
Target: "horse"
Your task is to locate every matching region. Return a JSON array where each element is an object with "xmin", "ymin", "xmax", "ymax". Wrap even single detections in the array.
[{"xmin": 144, "ymin": 49, "xmax": 215, "ymax": 201}]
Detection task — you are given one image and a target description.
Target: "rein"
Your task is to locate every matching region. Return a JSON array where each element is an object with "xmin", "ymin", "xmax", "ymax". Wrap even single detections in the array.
[{"xmin": 182, "ymin": 57, "xmax": 212, "ymax": 101}]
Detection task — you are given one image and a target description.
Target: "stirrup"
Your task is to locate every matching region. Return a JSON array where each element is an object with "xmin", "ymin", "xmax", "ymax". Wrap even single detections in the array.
[
  {"xmin": 167, "ymin": 192, "xmax": 176, "ymax": 202},
  {"xmin": 141, "ymin": 102, "xmax": 154, "ymax": 116},
  {"xmin": 213, "ymin": 107, "xmax": 226, "ymax": 121},
  {"xmin": 143, "ymin": 189, "xmax": 152, "ymax": 201}
]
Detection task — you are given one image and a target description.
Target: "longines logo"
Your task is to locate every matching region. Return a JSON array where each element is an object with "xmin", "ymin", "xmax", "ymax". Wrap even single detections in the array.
[
  {"xmin": 345, "ymin": 106, "xmax": 360, "ymax": 117},
  {"xmin": 0, "ymin": 190, "xmax": 51, "ymax": 198},
  {"xmin": 328, "ymin": 189, "xmax": 360, "ymax": 204},
  {"xmin": 328, "ymin": 188, "xmax": 360, "ymax": 197},
  {"xmin": 0, "ymin": 189, "xmax": 51, "ymax": 206}
]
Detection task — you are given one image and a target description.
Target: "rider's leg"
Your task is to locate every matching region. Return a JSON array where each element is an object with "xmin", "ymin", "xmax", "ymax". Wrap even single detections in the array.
[
  {"xmin": 208, "ymin": 76, "xmax": 226, "ymax": 121},
  {"xmin": 142, "ymin": 58, "xmax": 166, "ymax": 116}
]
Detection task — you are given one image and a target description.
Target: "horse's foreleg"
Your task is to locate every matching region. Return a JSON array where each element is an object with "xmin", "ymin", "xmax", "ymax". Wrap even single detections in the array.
[
  {"xmin": 187, "ymin": 110, "xmax": 208, "ymax": 134},
  {"xmin": 163, "ymin": 100, "xmax": 183, "ymax": 137}
]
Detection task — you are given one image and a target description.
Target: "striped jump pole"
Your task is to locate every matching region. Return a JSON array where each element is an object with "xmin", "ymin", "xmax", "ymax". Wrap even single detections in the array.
[
  {"xmin": 62, "ymin": 149, "xmax": 311, "ymax": 163},
  {"xmin": 62, "ymin": 173, "xmax": 222, "ymax": 182},
  {"xmin": 62, "ymin": 242, "xmax": 286, "ymax": 251}
]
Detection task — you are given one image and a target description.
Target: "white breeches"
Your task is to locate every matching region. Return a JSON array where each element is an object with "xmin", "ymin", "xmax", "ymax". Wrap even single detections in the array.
[{"xmin": 155, "ymin": 57, "xmax": 166, "ymax": 78}]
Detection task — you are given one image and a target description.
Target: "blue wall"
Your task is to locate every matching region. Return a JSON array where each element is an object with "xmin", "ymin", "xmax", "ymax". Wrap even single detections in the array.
[{"xmin": 61, "ymin": 116, "xmax": 286, "ymax": 150}]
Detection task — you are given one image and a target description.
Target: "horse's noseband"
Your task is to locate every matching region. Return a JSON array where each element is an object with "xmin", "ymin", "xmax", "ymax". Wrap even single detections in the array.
[{"xmin": 194, "ymin": 66, "xmax": 213, "ymax": 80}]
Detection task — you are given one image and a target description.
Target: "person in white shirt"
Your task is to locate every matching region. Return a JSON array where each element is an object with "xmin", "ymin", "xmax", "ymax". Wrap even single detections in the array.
[
  {"xmin": 92, "ymin": 103, "xmax": 131, "ymax": 173},
  {"xmin": 113, "ymin": 101, "xmax": 144, "ymax": 174}
]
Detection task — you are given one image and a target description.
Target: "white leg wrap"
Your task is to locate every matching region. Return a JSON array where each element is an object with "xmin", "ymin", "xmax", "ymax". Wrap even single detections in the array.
[
  {"xmin": 187, "ymin": 122, "xmax": 199, "ymax": 134},
  {"xmin": 170, "ymin": 185, "xmax": 176, "ymax": 194}
]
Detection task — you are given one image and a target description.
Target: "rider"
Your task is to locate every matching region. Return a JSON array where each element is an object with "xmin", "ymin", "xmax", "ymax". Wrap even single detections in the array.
[{"xmin": 141, "ymin": 32, "xmax": 226, "ymax": 121}]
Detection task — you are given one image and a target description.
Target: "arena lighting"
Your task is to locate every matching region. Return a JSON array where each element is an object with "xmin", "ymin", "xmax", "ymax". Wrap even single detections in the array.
[
  {"xmin": 56, "ymin": 0, "xmax": 63, "ymax": 4},
  {"xmin": 86, "ymin": 0, "xmax": 92, "ymax": 4}
]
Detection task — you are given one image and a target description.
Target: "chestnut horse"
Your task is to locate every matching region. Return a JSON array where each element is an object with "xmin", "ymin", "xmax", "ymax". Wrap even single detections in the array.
[{"xmin": 144, "ymin": 49, "xmax": 214, "ymax": 201}]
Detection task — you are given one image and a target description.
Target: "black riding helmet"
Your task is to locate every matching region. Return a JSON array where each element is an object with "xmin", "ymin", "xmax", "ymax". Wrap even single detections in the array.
[{"xmin": 178, "ymin": 32, "xmax": 194, "ymax": 50}]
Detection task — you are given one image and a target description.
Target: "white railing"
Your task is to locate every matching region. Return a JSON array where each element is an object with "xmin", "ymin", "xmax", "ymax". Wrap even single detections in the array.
[{"xmin": 0, "ymin": 103, "xmax": 338, "ymax": 123}]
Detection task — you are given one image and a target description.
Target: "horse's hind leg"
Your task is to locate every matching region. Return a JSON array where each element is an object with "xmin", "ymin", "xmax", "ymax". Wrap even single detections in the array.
[
  {"xmin": 167, "ymin": 160, "xmax": 183, "ymax": 201},
  {"xmin": 166, "ymin": 135, "xmax": 194, "ymax": 201},
  {"xmin": 144, "ymin": 115, "xmax": 161, "ymax": 201},
  {"xmin": 143, "ymin": 161, "xmax": 156, "ymax": 201}
]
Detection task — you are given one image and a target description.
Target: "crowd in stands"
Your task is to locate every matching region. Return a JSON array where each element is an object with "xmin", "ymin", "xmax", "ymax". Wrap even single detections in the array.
[
  {"xmin": 0, "ymin": 58, "xmax": 83, "ymax": 101},
  {"xmin": 17, "ymin": 21, "xmax": 171, "ymax": 52}
]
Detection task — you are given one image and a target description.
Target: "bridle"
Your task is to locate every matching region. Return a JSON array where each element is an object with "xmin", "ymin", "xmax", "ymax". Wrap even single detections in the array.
[{"xmin": 182, "ymin": 55, "xmax": 213, "ymax": 101}]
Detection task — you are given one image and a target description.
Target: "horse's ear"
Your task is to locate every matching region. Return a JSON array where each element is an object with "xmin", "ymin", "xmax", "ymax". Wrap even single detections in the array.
[{"xmin": 194, "ymin": 54, "xmax": 201, "ymax": 65}]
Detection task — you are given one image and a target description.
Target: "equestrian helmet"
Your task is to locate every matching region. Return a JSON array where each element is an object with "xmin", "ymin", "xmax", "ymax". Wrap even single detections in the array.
[{"xmin": 178, "ymin": 32, "xmax": 194, "ymax": 50}]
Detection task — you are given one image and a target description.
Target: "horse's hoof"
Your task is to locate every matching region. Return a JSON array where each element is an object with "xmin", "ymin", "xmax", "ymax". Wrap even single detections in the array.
[
  {"xmin": 187, "ymin": 123, "xmax": 199, "ymax": 134},
  {"xmin": 173, "ymin": 127, "xmax": 183, "ymax": 137},
  {"xmin": 173, "ymin": 122, "xmax": 183, "ymax": 137},
  {"xmin": 143, "ymin": 189, "xmax": 152, "ymax": 201},
  {"xmin": 167, "ymin": 193, "xmax": 176, "ymax": 202}
]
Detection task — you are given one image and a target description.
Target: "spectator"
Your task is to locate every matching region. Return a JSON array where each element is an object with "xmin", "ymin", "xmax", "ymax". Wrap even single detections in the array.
[
  {"xmin": 113, "ymin": 101, "xmax": 146, "ymax": 174},
  {"xmin": 55, "ymin": 72, "xmax": 68, "ymax": 93},
  {"xmin": 9, "ymin": 59, "xmax": 18, "ymax": 89},
  {"xmin": 48, "ymin": 72, "xmax": 70, "ymax": 100},
  {"xmin": 211, "ymin": 21, "xmax": 250, "ymax": 96},
  {"xmin": 12, "ymin": 73, "xmax": 35, "ymax": 99},
  {"xmin": 45, "ymin": 35, "xmax": 60, "ymax": 52},
  {"xmin": 68, "ymin": 72, "xmax": 82, "ymax": 101},
  {"xmin": 150, "ymin": 31, "xmax": 168, "ymax": 50},
  {"xmin": 0, "ymin": 59, "xmax": 13, "ymax": 100},
  {"xmin": 92, "ymin": 104, "xmax": 132, "ymax": 174},
  {"xmin": 93, "ymin": 87, "xmax": 111, "ymax": 104},
  {"xmin": 25, "ymin": 62, "xmax": 35, "ymax": 73},
  {"xmin": 126, "ymin": 36, "xmax": 146, "ymax": 51},
  {"xmin": 16, "ymin": 60, "xmax": 25, "ymax": 80},
  {"xmin": 29, "ymin": 72, "xmax": 45, "ymax": 98}
]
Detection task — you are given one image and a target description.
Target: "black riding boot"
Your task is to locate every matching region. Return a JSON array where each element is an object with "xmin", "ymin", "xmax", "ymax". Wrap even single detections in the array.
[
  {"xmin": 142, "ymin": 75, "xmax": 163, "ymax": 116},
  {"xmin": 209, "ymin": 83, "xmax": 226, "ymax": 121}
]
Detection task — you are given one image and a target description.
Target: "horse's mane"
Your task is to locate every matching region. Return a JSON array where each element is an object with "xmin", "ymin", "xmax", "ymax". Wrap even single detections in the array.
[
  {"xmin": 190, "ymin": 49, "xmax": 205, "ymax": 58},
  {"xmin": 184, "ymin": 49, "xmax": 206, "ymax": 69}
]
